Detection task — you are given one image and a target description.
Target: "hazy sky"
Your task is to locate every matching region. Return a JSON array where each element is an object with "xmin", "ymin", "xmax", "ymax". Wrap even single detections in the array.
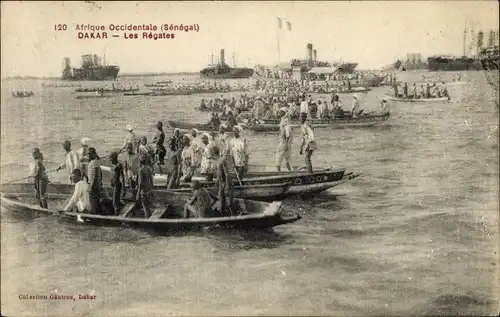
[{"xmin": 1, "ymin": 1, "xmax": 499, "ymax": 77}]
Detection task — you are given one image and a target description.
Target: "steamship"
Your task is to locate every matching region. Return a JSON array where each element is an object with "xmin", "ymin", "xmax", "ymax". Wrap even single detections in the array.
[
  {"xmin": 289, "ymin": 43, "xmax": 358, "ymax": 74},
  {"xmin": 62, "ymin": 54, "xmax": 120, "ymax": 81},
  {"xmin": 200, "ymin": 49, "xmax": 254, "ymax": 79}
]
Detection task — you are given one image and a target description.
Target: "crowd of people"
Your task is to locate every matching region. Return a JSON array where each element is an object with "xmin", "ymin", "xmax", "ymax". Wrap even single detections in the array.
[
  {"xmin": 27, "ymin": 121, "xmax": 253, "ymax": 219},
  {"xmin": 149, "ymin": 81, "xmax": 251, "ymax": 94},
  {"xmin": 392, "ymin": 81, "xmax": 450, "ymax": 99}
]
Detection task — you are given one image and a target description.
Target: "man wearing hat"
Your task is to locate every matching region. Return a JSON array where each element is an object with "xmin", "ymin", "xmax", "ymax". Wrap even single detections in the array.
[
  {"xmin": 77, "ymin": 137, "xmax": 91, "ymax": 180},
  {"xmin": 276, "ymin": 107, "xmax": 293, "ymax": 172},
  {"xmin": 56, "ymin": 140, "xmax": 81, "ymax": 184},
  {"xmin": 86, "ymin": 147, "xmax": 103, "ymax": 214},
  {"xmin": 228, "ymin": 126, "xmax": 248, "ymax": 179},
  {"xmin": 120, "ymin": 124, "xmax": 139, "ymax": 155},
  {"xmin": 152, "ymin": 121, "xmax": 166, "ymax": 167}
]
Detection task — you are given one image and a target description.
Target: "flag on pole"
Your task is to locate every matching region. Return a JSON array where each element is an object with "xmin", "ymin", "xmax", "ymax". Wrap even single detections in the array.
[
  {"xmin": 277, "ymin": 17, "xmax": 282, "ymax": 29},
  {"xmin": 286, "ymin": 20, "xmax": 292, "ymax": 31}
]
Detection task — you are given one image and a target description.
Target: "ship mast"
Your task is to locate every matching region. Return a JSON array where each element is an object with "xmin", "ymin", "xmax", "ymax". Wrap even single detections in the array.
[{"xmin": 463, "ymin": 20, "xmax": 467, "ymax": 57}]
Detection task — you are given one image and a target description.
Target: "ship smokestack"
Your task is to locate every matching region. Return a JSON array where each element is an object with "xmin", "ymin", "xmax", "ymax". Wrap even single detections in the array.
[
  {"xmin": 306, "ymin": 43, "xmax": 313, "ymax": 66},
  {"xmin": 313, "ymin": 50, "xmax": 317, "ymax": 62},
  {"xmin": 220, "ymin": 49, "xmax": 225, "ymax": 65}
]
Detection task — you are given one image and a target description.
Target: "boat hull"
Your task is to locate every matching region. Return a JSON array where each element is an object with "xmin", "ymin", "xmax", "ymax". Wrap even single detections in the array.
[
  {"xmin": 0, "ymin": 188, "xmax": 301, "ymax": 230},
  {"xmin": 383, "ymin": 95, "xmax": 450, "ymax": 102},
  {"xmin": 76, "ymin": 95, "xmax": 113, "ymax": 99},
  {"xmin": 75, "ymin": 88, "xmax": 139, "ymax": 93},
  {"xmin": 247, "ymin": 113, "xmax": 391, "ymax": 132}
]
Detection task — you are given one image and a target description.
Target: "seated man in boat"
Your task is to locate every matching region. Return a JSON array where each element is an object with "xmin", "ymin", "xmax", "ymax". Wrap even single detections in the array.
[
  {"xmin": 63, "ymin": 169, "xmax": 91, "ymax": 213},
  {"xmin": 225, "ymin": 110, "xmax": 238, "ymax": 131},
  {"xmin": 209, "ymin": 112, "xmax": 221, "ymax": 129},
  {"xmin": 200, "ymin": 98, "xmax": 207, "ymax": 110},
  {"xmin": 184, "ymin": 180, "xmax": 219, "ymax": 218},
  {"xmin": 441, "ymin": 86, "xmax": 450, "ymax": 99}
]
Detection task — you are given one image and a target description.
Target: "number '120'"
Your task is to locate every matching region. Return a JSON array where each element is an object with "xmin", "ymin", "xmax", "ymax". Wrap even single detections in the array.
[{"xmin": 54, "ymin": 24, "xmax": 67, "ymax": 31}]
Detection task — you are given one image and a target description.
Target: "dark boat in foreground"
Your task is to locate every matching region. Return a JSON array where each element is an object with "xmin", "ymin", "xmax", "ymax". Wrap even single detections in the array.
[{"xmin": 0, "ymin": 184, "xmax": 300, "ymax": 231}]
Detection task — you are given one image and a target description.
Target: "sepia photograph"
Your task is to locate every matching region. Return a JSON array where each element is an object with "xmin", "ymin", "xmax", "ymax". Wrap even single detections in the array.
[{"xmin": 1, "ymin": 1, "xmax": 499, "ymax": 316}]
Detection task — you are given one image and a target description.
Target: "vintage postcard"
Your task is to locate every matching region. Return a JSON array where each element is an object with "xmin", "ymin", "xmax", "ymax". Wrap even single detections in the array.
[{"xmin": 1, "ymin": 1, "xmax": 499, "ymax": 316}]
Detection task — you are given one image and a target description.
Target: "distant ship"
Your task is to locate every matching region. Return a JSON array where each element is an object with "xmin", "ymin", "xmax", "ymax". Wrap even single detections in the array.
[
  {"xmin": 200, "ymin": 49, "xmax": 254, "ymax": 79},
  {"xmin": 427, "ymin": 27, "xmax": 498, "ymax": 72},
  {"xmin": 427, "ymin": 55, "xmax": 482, "ymax": 72},
  {"xmin": 62, "ymin": 54, "xmax": 120, "ymax": 81},
  {"xmin": 333, "ymin": 62, "xmax": 358, "ymax": 74}
]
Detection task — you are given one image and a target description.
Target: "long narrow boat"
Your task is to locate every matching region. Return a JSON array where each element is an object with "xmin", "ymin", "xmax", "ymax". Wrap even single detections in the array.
[
  {"xmin": 75, "ymin": 88, "xmax": 140, "ymax": 93},
  {"xmin": 167, "ymin": 120, "xmax": 228, "ymax": 132},
  {"xmin": 123, "ymin": 91, "xmax": 152, "ymax": 96},
  {"xmin": 76, "ymin": 95, "xmax": 114, "ymax": 99},
  {"xmin": 245, "ymin": 113, "xmax": 391, "ymax": 132},
  {"xmin": 0, "ymin": 186, "xmax": 301, "ymax": 231},
  {"xmin": 107, "ymin": 168, "xmax": 358, "ymax": 197},
  {"xmin": 310, "ymin": 87, "xmax": 371, "ymax": 94},
  {"xmin": 383, "ymin": 95, "xmax": 450, "ymax": 102}
]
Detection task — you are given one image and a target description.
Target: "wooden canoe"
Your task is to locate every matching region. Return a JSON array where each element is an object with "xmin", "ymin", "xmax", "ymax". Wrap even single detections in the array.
[
  {"xmin": 0, "ymin": 186, "xmax": 300, "ymax": 231},
  {"xmin": 100, "ymin": 166, "xmax": 348, "ymax": 196},
  {"xmin": 246, "ymin": 113, "xmax": 391, "ymax": 132},
  {"xmin": 75, "ymin": 95, "xmax": 114, "ymax": 99},
  {"xmin": 383, "ymin": 95, "xmax": 450, "ymax": 102},
  {"xmin": 75, "ymin": 88, "xmax": 140, "ymax": 93}
]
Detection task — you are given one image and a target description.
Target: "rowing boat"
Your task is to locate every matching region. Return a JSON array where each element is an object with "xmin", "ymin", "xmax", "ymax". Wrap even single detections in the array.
[
  {"xmin": 75, "ymin": 88, "xmax": 140, "ymax": 93},
  {"xmin": 245, "ymin": 113, "xmax": 391, "ymax": 132},
  {"xmin": 383, "ymin": 95, "xmax": 450, "ymax": 102},
  {"xmin": 0, "ymin": 184, "xmax": 300, "ymax": 231},
  {"xmin": 104, "ymin": 167, "xmax": 354, "ymax": 197},
  {"xmin": 167, "ymin": 120, "xmax": 244, "ymax": 132},
  {"xmin": 123, "ymin": 92, "xmax": 152, "ymax": 96},
  {"xmin": 75, "ymin": 95, "xmax": 113, "ymax": 99}
]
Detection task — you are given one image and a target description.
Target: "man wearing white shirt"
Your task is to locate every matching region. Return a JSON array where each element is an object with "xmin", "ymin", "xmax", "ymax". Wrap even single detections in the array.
[
  {"xmin": 56, "ymin": 140, "xmax": 81, "ymax": 184},
  {"xmin": 299, "ymin": 95, "xmax": 309, "ymax": 118},
  {"xmin": 63, "ymin": 169, "xmax": 91, "ymax": 213}
]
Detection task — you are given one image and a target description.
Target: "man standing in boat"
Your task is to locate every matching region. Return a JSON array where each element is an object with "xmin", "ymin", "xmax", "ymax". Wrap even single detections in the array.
[
  {"xmin": 299, "ymin": 113, "xmax": 317, "ymax": 174},
  {"xmin": 276, "ymin": 107, "xmax": 292, "ymax": 172},
  {"xmin": 228, "ymin": 126, "xmax": 249, "ymax": 179},
  {"xmin": 29, "ymin": 148, "xmax": 49, "ymax": 209},
  {"xmin": 56, "ymin": 140, "xmax": 81, "ymax": 184},
  {"xmin": 152, "ymin": 121, "xmax": 166, "ymax": 170},
  {"xmin": 119, "ymin": 124, "xmax": 139, "ymax": 155},
  {"xmin": 136, "ymin": 154, "xmax": 154, "ymax": 218},
  {"xmin": 215, "ymin": 147, "xmax": 233, "ymax": 216},
  {"xmin": 87, "ymin": 147, "xmax": 103, "ymax": 214},
  {"xmin": 77, "ymin": 137, "xmax": 91, "ymax": 180},
  {"xmin": 109, "ymin": 151, "xmax": 126, "ymax": 214}
]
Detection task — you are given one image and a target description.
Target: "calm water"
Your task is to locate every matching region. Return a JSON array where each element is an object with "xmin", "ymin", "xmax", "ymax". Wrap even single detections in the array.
[{"xmin": 1, "ymin": 72, "xmax": 499, "ymax": 316}]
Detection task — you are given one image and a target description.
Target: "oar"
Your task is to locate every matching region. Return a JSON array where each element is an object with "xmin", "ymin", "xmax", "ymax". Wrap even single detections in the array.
[
  {"xmin": 4, "ymin": 167, "xmax": 58, "ymax": 184},
  {"xmin": 233, "ymin": 166, "xmax": 243, "ymax": 187}
]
